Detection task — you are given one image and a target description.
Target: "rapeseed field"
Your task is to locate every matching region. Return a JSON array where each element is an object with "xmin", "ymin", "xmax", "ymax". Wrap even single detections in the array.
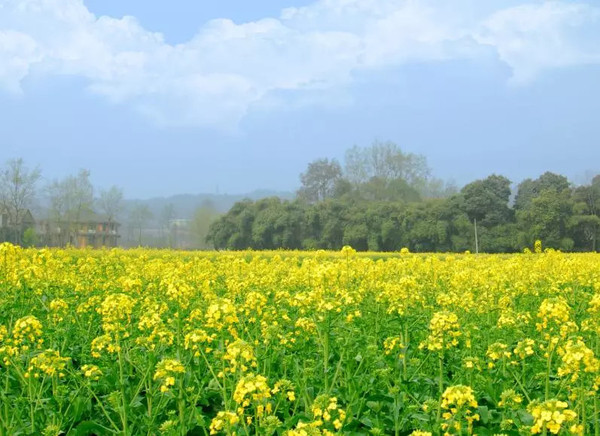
[{"xmin": 0, "ymin": 243, "xmax": 599, "ymax": 435}]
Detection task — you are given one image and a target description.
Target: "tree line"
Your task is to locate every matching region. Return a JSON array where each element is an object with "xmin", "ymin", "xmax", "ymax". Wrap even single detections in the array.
[
  {"xmin": 207, "ymin": 141, "xmax": 600, "ymax": 252},
  {"xmin": 0, "ymin": 158, "xmax": 218, "ymax": 248}
]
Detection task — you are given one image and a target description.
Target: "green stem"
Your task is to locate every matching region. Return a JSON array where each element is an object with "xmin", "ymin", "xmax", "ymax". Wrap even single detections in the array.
[
  {"xmin": 402, "ymin": 322, "xmax": 408, "ymax": 381},
  {"xmin": 118, "ymin": 346, "xmax": 129, "ymax": 435},
  {"xmin": 88, "ymin": 386, "xmax": 121, "ymax": 432},
  {"xmin": 28, "ymin": 379, "xmax": 35, "ymax": 433},
  {"xmin": 580, "ymin": 379, "xmax": 587, "ymax": 433},
  {"xmin": 545, "ymin": 345, "xmax": 554, "ymax": 401},
  {"xmin": 178, "ymin": 377, "xmax": 186, "ymax": 434},
  {"xmin": 437, "ymin": 351, "xmax": 444, "ymax": 422},
  {"xmin": 323, "ymin": 321, "xmax": 330, "ymax": 392},
  {"xmin": 594, "ymin": 395, "xmax": 599, "ymax": 436}
]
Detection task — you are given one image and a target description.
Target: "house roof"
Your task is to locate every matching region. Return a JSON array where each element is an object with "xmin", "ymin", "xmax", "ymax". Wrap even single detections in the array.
[
  {"xmin": 39, "ymin": 209, "xmax": 120, "ymax": 226},
  {"xmin": 0, "ymin": 208, "xmax": 35, "ymax": 224}
]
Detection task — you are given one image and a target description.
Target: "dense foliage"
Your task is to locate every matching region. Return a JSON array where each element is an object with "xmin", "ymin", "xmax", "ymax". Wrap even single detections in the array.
[
  {"xmin": 207, "ymin": 172, "xmax": 600, "ymax": 253},
  {"xmin": 1, "ymin": 244, "xmax": 600, "ymax": 435}
]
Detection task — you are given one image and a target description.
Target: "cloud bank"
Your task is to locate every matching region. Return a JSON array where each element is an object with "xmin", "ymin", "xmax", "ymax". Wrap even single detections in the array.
[{"xmin": 1, "ymin": 0, "xmax": 599, "ymax": 127}]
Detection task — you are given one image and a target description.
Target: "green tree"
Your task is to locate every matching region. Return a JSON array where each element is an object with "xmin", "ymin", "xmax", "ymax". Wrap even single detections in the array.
[
  {"xmin": 514, "ymin": 172, "xmax": 571, "ymax": 210},
  {"xmin": 516, "ymin": 189, "xmax": 574, "ymax": 250},
  {"xmin": 207, "ymin": 199, "xmax": 255, "ymax": 249},
  {"xmin": 569, "ymin": 214, "xmax": 600, "ymax": 252},
  {"xmin": 460, "ymin": 174, "xmax": 513, "ymax": 252},
  {"xmin": 297, "ymin": 158, "xmax": 343, "ymax": 203},
  {"xmin": 570, "ymin": 175, "xmax": 600, "ymax": 251}
]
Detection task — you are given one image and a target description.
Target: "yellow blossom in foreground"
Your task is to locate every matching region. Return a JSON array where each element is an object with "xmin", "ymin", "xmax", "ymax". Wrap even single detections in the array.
[
  {"xmin": 514, "ymin": 338, "xmax": 536, "ymax": 360},
  {"xmin": 311, "ymin": 395, "xmax": 346, "ymax": 430},
  {"xmin": 383, "ymin": 336, "xmax": 405, "ymax": 358},
  {"xmin": 12, "ymin": 315, "xmax": 44, "ymax": 351},
  {"xmin": 528, "ymin": 400, "xmax": 577, "ymax": 435},
  {"xmin": 498, "ymin": 389, "xmax": 522, "ymax": 408},
  {"xmin": 209, "ymin": 411, "xmax": 239, "ymax": 435},
  {"xmin": 233, "ymin": 373, "xmax": 272, "ymax": 412},
  {"xmin": 223, "ymin": 339, "xmax": 257, "ymax": 373},
  {"xmin": 81, "ymin": 364, "xmax": 102, "ymax": 380},
  {"xmin": 26, "ymin": 349, "xmax": 70, "ymax": 378},
  {"xmin": 153, "ymin": 358, "xmax": 185, "ymax": 392},
  {"xmin": 420, "ymin": 311, "xmax": 461, "ymax": 351},
  {"xmin": 557, "ymin": 338, "xmax": 600, "ymax": 382},
  {"xmin": 440, "ymin": 385, "xmax": 479, "ymax": 435}
]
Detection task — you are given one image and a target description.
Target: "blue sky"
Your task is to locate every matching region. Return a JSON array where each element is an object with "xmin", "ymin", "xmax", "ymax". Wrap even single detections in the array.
[{"xmin": 1, "ymin": 0, "xmax": 599, "ymax": 198}]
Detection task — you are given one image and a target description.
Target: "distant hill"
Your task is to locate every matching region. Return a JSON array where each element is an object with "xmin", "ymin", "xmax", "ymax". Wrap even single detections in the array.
[{"xmin": 123, "ymin": 190, "xmax": 295, "ymax": 220}]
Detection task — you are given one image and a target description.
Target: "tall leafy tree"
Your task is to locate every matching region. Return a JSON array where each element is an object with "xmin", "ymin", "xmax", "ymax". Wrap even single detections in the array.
[
  {"xmin": 570, "ymin": 175, "xmax": 600, "ymax": 251},
  {"xmin": 297, "ymin": 158, "xmax": 343, "ymax": 203},
  {"xmin": 517, "ymin": 189, "xmax": 574, "ymax": 250},
  {"xmin": 515, "ymin": 172, "xmax": 574, "ymax": 250},
  {"xmin": 514, "ymin": 172, "xmax": 570, "ymax": 210},
  {"xmin": 460, "ymin": 175, "xmax": 513, "ymax": 252}
]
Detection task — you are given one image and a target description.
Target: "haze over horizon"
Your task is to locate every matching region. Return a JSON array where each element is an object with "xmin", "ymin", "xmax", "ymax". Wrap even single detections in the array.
[{"xmin": 1, "ymin": 0, "xmax": 599, "ymax": 198}]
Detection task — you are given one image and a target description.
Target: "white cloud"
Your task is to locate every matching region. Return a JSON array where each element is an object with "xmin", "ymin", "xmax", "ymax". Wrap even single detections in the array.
[
  {"xmin": 0, "ymin": 30, "xmax": 40, "ymax": 92},
  {"xmin": 0, "ymin": 0, "xmax": 598, "ymax": 127},
  {"xmin": 476, "ymin": 2, "xmax": 600, "ymax": 83}
]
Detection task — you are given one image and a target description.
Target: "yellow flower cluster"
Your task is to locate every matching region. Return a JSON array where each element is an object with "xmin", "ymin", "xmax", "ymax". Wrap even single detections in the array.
[
  {"xmin": 12, "ymin": 315, "xmax": 44, "ymax": 351},
  {"xmin": 284, "ymin": 422, "xmax": 336, "ymax": 436},
  {"xmin": 97, "ymin": 293, "xmax": 136, "ymax": 334},
  {"xmin": 557, "ymin": 338, "xmax": 600, "ymax": 382},
  {"xmin": 184, "ymin": 328, "xmax": 214, "ymax": 356},
  {"xmin": 536, "ymin": 297, "xmax": 571, "ymax": 336},
  {"xmin": 81, "ymin": 364, "xmax": 102, "ymax": 380},
  {"xmin": 135, "ymin": 300, "xmax": 173, "ymax": 350},
  {"xmin": 26, "ymin": 349, "xmax": 70, "ymax": 378},
  {"xmin": 498, "ymin": 389, "xmax": 523, "ymax": 408},
  {"xmin": 153, "ymin": 358, "xmax": 185, "ymax": 392},
  {"xmin": 487, "ymin": 342, "xmax": 511, "ymax": 362},
  {"xmin": 272, "ymin": 379, "xmax": 296, "ymax": 402},
  {"xmin": 440, "ymin": 385, "xmax": 479, "ymax": 435},
  {"xmin": 528, "ymin": 400, "xmax": 577, "ymax": 435},
  {"xmin": 420, "ymin": 311, "xmax": 461, "ymax": 352},
  {"xmin": 441, "ymin": 385, "xmax": 478, "ymax": 410},
  {"xmin": 49, "ymin": 298, "xmax": 68, "ymax": 323},
  {"xmin": 205, "ymin": 299, "xmax": 239, "ymax": 331},
  {"xmin": 233, "ymin": 373, "xmax": 272, "ymax": 413},
  {"xmin": 311, "ymin": 395, "xmax": 346, "ymax": 431},
  {"xmin": 209, "ymin": 411, "xmax": 239, "ymax": 435},
  {"xmin": 513, "ymin": 338, "xmax": 536, "ymax": 360},
  {"xmin": 383, "ymin": 336, "xmax": 405, "ymax": 359},
  {"xmin": 91, "ymin": 333, "xmax": 120, "ymax": 357},
  {"xmin": 222, "ymin": 339, "xmax": 257, "ymax": 374}
]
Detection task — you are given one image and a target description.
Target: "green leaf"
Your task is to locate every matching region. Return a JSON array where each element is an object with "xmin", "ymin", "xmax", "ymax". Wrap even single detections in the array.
[
  {"xmin": 478, "ymin": 405, "xmax": 489, "ymax": 424},
  {"xmin": 70, "ymin": 420, "xmax": 114, "ymax": 436}
]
